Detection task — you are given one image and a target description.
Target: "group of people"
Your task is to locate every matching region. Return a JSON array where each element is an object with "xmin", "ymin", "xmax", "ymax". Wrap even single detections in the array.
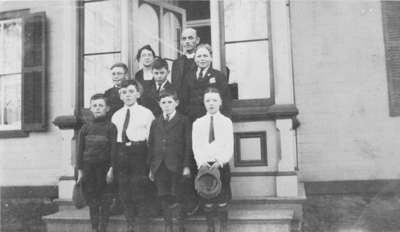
[{"xmin": 76, "ymin": 28, "xmax": 233, "ymax": 232}]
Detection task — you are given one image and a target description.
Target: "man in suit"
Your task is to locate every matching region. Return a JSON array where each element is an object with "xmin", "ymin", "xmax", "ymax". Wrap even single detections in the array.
[
  {"xmin": 148, "ymin": 89, "xmax": 192, "ymax": 232},
  {"xmin": 142, "ymin": 58, "xmax": 174, "ymax": 117},
  {"xmin": 171, "ymin": 28, "xmax": 200, "ymax": 105}
]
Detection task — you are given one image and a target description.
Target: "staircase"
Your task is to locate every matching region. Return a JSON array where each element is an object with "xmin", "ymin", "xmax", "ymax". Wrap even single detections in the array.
[{"xmin": 43, "ymin": 183, "xmax": 305, "ymax": 232}]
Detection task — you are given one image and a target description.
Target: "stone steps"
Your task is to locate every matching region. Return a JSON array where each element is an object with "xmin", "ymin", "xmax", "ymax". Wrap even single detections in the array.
[{"xmin": 43, "ymin": 206, "xmax": 294, "ymax": 232}]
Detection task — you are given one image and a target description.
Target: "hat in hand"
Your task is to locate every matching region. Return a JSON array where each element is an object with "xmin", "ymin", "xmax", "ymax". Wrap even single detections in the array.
[{"xmin": 195, "ymin": 165, "xmax": 222, "ymax": 199}]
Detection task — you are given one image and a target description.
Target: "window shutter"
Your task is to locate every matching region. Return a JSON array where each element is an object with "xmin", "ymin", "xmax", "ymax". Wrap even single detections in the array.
[
  {"xmin": 21, "ymin": 12, "xmax": 47, "ymax": 131},
  {"xmin": 382, "ymin": 2, "xmax": 400, "ymax": 116}
]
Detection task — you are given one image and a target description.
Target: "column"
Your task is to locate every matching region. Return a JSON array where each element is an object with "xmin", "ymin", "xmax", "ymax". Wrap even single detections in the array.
[
  {"xmin": 58, "ymin": 0, "xmax": 78, "ymax": 199},
  {"xmin": 270, "ymin": 0, "xmax": 298, "ymax": 197}
]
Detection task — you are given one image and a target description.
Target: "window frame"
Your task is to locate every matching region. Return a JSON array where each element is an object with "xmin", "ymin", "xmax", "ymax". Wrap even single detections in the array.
[
  {"xmin": 216, "ymin": 0, "xmax": 275, "ymax": 121},
  {"xmin": 0, "ymin": 9, "xmax": 30, "ymax": 138}
]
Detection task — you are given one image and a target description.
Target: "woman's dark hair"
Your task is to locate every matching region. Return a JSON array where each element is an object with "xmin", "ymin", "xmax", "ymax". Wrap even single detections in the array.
[{"xmin": 136, "ymin": 44, "xmax": 156, "ymax": 61}]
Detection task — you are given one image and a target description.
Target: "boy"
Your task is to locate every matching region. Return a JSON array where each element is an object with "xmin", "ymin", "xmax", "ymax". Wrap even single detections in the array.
[
  {"xmin": 110, "ymin": 79, "xmax": 154, "ymax": 232},
  {"xmin": 141, "ymin": 58, "xmax": 174, "ymax": 117},
  {"xmin": 192, "ymin": 88, "xmax": 233, "ymax": 232},
  {"xmin": 104, "ymin": 62, "xmax": 127, "ymax": 119},
  {"xmin": 148, "ymin": 89, "xmax": 192, "ymax": 232},
  {"xmin": 76, "ymin": 93, "xmax": 117, "ymax": 232},
  {"xmin": 104, "ymin": 62, "xmax": 128, "ymax": 215}
]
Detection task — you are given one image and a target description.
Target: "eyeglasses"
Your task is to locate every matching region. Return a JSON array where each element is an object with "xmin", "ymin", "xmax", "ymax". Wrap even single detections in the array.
[
  {"xmin": 112, "ymin": 72, "xmax": 125, "ymax": 75},
  {"xmin": 119, "ymin": 89, "xmax": 137, "ymax": 95}
]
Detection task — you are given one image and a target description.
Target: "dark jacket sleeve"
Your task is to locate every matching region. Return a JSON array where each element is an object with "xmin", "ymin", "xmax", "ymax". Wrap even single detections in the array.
[
  {"xmin": 147, "ymin": 120, "xmax": 157, "ymax": 166},
  {"xmin": 76, "ymin": 124, "xmax": 88, "ymax": 169},
  {"xmin": 109, "ymin": 123, "xmax": 118, "ymax": 169},
  {"xmin": 218, "ymin": 71, "xmax": 232, "ymax": 118},
  {"xmin": 183, "ymin": 116, "xmax": 193, "ymax": 168}
]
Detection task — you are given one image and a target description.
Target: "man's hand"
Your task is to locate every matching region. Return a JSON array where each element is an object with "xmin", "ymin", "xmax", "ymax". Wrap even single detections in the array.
[
  {"xmin": 77, "ymin": 170, "xmax": 83, "ymax": 184},
  {"xmin": 106, "ymin": 167, "xmax": 113, "ymax": 184},
  {"xmin": 182, "ymin": 166, "xmax": 191, "ymax": 178}
]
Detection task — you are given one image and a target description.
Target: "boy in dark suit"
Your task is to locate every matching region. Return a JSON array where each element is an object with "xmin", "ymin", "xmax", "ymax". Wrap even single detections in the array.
[
  {"xmin": 141, "ymin": 58, "xmax": 174, "ymax": 117},
  {"xmin": 148, "ymin": 89, "xmax": 192, "ymax": 232}
]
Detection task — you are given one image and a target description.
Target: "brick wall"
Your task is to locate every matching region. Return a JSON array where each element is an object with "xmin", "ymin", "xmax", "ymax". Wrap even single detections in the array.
[{"xmin": 291, "ymin": 0, "xmax": 400, "ymax": 181}]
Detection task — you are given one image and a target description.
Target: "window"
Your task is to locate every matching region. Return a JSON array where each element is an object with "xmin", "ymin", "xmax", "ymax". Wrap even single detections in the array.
[
  {"xmin": 221, "ymin": 0, "xmax": 273, "ymax": 101},
  {"xmin": 0, "ymin": 10, "xmax": 47, "ymax": 138},
  {"xmin": 83, "ymin": 0, "xmax": 121, "ymax": 108},
  {"xmin": 80, "ymin": 0, "xmax": 185, "ymax": 108},
  {"xmin": 382, "ymin": 1, "xmax": 400, "ymax": 116}
]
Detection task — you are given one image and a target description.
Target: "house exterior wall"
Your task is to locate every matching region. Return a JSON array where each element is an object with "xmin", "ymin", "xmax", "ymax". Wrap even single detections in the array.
[
  {"xmin": 291, "ymin": 0, "xmax": 400, "ymax": 181},
  {"xmin": 0, "ymin": 0, "xmax": 76, "ymax": 186}
]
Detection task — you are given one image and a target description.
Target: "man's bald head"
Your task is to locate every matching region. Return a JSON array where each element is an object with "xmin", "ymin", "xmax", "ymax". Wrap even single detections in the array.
[{"xmin": 181, "ymin": 28, "xmax": 200, "ymax": 55}]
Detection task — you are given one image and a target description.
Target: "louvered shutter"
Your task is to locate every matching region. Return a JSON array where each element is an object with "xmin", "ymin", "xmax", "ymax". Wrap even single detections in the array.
[
  {"xmin": 382, "ymin": 1, "xmax": 400, "ymax": 116},
  {"xmin": 21, "ymin": 12, "xmax": 47, "ymax": 131}
]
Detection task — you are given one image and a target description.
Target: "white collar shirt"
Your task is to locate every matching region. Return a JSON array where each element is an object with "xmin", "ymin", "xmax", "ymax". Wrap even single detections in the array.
[
  {"xmin": 163, "ymin": 110, "xmax": 176, "ymax": 121},
  {"xmin": 196, "ymin": 67, "xmax": 209, "ymax": 79},
  {"xmin": 111, "ymin": 103, "xmax": 155, "ymax": 142},
  {"xmin": 185, "ymin": 53, "xmax": 195, "ymax": 59},
  {"xmin": 156, "ymin": 80, "xmax": 169, "ymax": 91},
  {"xmin": 192, "ymin": 112, "xmax": 233, "ymax": 168}
]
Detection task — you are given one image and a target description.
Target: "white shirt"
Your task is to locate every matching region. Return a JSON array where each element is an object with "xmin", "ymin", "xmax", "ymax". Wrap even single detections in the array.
[
  {"xmin": 196, "ymin": 67, "xmax": 209, "ymax": 79},
  {"xmin": 156, "ymin": 80, "xmax": 169, "ymax": 91},
  {"xmin": 192, "ymin": 112, "xmax": 233, "ymax": 168},
  {"xmin": 163, "ymin": 110, "xmax": 176, "ymax": 121},
  {"xmin": 112, "ymin": 103, "xmax": 154, "ymax": 142}
]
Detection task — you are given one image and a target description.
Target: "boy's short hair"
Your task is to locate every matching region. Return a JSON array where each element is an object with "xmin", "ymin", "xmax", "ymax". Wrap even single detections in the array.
[
  {"xmin": 90, "ymin": 93, "xmax": 108, "ymax": 105},
  {"xmin": 110, "ymin": 62, "xmax": 128, "ymax": 73},
  {"xmin": 136, "ymin": 44, "xmax": 156, "ymax": 61},
  {"xmin": 120, "ymin": 79, "xmax": 143, "ymax": 94},
  {"xmin": 152, "ymin": 58, "xmax": 169, "ymax": 71},
  {"xmin": 204, "ymin": 87, "xmax": 221, "ymax": 97},
  {"xmin": 195, "ymin": 43, "xmax": 213, "ymax": 56},
  {"xmin": 158, "ymin": 89, "xmax": 178, "ymax": 101}
]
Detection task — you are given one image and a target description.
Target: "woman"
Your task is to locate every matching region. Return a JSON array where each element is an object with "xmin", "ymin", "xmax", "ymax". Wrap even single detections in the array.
[{"xmin": 134, "ymin": 44, "xmax": 156, "ymax": 87}]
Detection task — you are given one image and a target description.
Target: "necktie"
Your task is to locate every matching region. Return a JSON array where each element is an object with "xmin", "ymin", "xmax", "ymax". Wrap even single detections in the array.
[
  {"xmin": 122, "ymin": 108, "xmax": 130, "ymax": 143},
  {"xmin": 198, "ymin": 68, "xmax": 205, "ymax": 79},
  {"xmin": 157, "ymin": 84, "xmax": 161, "ymax": 94},
  {"xmin": 165, "ymin": 113, "xmax": 170, "ymax": 121},
  {"xmin": 209, "ymin": 116, "xmax": 215, "ymax": 143}
]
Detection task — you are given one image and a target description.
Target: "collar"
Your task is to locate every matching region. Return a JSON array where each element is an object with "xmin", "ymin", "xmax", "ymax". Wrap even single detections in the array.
[
  {"xmin": 93, "ymin": 115, "xmax": 107, "ymax": 123},
  {"xmin": 124, "ymin": 103, "xmax": 138, "ymax": 111},
  {"xmin": 206, "ymin": 111, "xmax": 221, "ymax": 119},
  {"xmin": 164, "ymin": 110, "xmax": 176, "ymax": 120},
  {"xmin": 156, "ymin": 80, "xmax": 169, "ymax": 89},
  {"xmin": 185, "ymin": 53, "xmax": 195, "ymax": 59},
  {"xmin": 197, "ymin": 66, "xmax": 209, "ymax": 78}
]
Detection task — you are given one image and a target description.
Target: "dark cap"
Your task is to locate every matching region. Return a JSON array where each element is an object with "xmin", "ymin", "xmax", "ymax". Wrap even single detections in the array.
[{"xmin": 195, "ymin": 165, "xmax": 222, "ymax": 199}]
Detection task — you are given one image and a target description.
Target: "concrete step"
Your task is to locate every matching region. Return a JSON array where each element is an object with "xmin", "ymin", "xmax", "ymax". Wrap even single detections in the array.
[{"xmin": 43, "ymin": 207, "xmax": 294, "ymax": 232}]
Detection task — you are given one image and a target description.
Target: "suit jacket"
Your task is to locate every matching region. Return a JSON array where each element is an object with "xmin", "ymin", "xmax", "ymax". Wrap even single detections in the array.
[
  {"xmin": 148, "ymin": 112, "xmax": 192, "ymax": 174},
  {"xmin": 171, "ymin": 55, "xmax": 196, "ymax": 98},
  {"xmin": 104, "ymin": 86, "xmax": 123, "ymax": 119},
  {"xmin": 181, "ymin": 67, "xmax": 232, "ymax": 121},
  {"xmin": 141, "ymin": 80, "xmax": 174, "ymax": 117}
]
